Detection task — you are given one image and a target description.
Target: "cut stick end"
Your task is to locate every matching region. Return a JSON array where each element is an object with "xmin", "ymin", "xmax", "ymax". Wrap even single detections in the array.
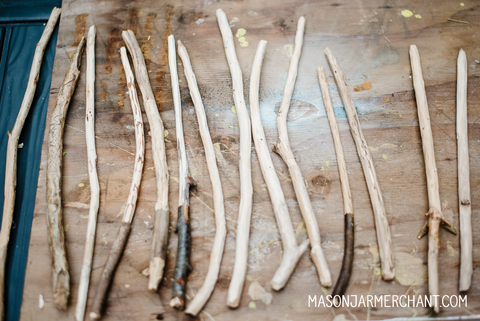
[
  {"xmin": 89, "ymin": 312, "xmax": 100, "ymax": 320},
  {"xmin": 310, "ymin": 245, "xmax": 332, "ymax": 287},
  {"xmin": 226, "ymin": 294, "xmax": 240, "ymax": 309},
  {"xmin": 53, "ymin": 271, "xmax": 70, "ymax": 310},
  {"xmin": 169, "ymin": 296, "xmax": 184, "ymax": 310},
  {"xmin": 148, "ymin": 257, "xmax": 165, "ymax": 291},
  {"xmin": 381, "ymin": 269, "xmax": 395, "ymax": 281}
]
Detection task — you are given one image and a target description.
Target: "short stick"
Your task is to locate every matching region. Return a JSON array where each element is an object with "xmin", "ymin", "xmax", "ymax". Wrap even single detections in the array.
[
  {"xmin": 178, "ymin": 40, "xmax": 227, "ymax": 316},
  {"xmin": 76, "ymin": 25, "xmax": 98, "ymax": 321},
  {"xmin": 89, "ymin": 46, "xmax": 145, "ymax": 320},
  {"xmin": 273, "ymin": 17, "xmax": 331, "ymax": 287},
  {"xmin": 456, "ymin": 48, "xmax": 472, "ymax": 292},
  {"xmin": 409, "ymin": 44, "xmax": 457, "ymax": 313},
  {"xmin": 0, "ymin": 7, "xmax": 61, "ymax": 316},
  {"xmin": 250, "ymin": 40, "xmax": 309, "ymax": 292},
  {"xmin": 325, "ymin": 47, "xmax": 395, "ymax": 281},
  {"xmin": 121, "ymin": 30, "xmax": 170, "ymax": 292},
  {"xmin": 216, "ymin": 9, "xmax": 254, "ymax": 307},
  {"xmin": 317, "ymin": 66, "xmax": 354, "ymax": 301},
  {"xmin": 168, "ymin": 35, "xmax": 195, "ymax": 311}
]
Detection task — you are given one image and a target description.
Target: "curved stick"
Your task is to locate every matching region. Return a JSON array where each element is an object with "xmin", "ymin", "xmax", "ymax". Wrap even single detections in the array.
[
  {"xmin": 456, "ymin": 49, "xmax": 472, "ymax": 292},
  {"xmin": 409, "ymin": 45, "xmax": 457, "ymax": 313},
  {"xmin": 76, "ymin": 25, "xmax": 98, "ymax": 321},
  {"xmin": 317, "ymin": 66, "xmax": 354, "ymax": 301},
  {"xmin": 250, "ymin": 40, "xmax": 309, "ymax": 291},
  {"xmin": 216, "ymin": 9, "xmax": 254, "ymax": 307},
  {"xmin": 272, "ymin": 17, "xmax": 331, "ymax": 287},
  {"xmin": 177, "ymin": 40, "xmax": 227, "ymax": 316},
  {"xmin": 0, "ymin": 7, "xmax": 61, "ymax": 316},
  {"xmin": 89, "ymin": 47, "xmax": 145, "ymax": 320},
  {"xmin": 324, "ymin": 48, "xmax": 395, "ymax": 281},
  {"xmin": 168, "ymin": 35, "xmax": 195, "ymax": 311},
  {"xmin": 121, "ymin": 30, "xmax": 170, "ymax": 292}
]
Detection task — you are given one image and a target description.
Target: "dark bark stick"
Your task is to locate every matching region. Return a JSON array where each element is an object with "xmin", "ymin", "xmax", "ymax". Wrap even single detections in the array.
[
  {"xmin": 89, "ymin": 223, "xmax": 131, "ymax": 320},
  {"xmin": 332, "ymin": 214, "xmax": 354, "ymax": 302}
]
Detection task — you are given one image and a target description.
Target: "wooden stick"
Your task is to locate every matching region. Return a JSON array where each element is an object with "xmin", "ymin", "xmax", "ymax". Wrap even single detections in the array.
[
  {"xmin": 45, "ymin": 36, "xmax": 84, "ymax": 312},
  {"xmin": 456, "ymin": 48, "xmax": 472, "ymax": 292},
  {"xmin": 89, "ymin": 46, "xmax": 145, "ymax": 320},
  {"xmin": 324, "ymin": 48, "xmax": 395, "ymax": 281},
  {"xmin": 168, "ymin": 35, "xmax": 196, "ymax": 311},
  {"xmin": 121, "ymin": 30, "xmax": 170, "ymax": 292},
  {"xmin": 216, "ymin": 9, "xmax": 254, "ymax": 306},
  {"xmin": 75, "ymin": 25, "xmax": 97, "ymax": 321},
  {"xmin": 0, "ymin": 7, "xmax": 61, "ymax": 316},
  {"xmin": 250, "ymin": 40, "xmax": 309, "ymax": 292},
  {"xmin": 409, "ymin": 44, "xmax": 457, "ymax": 313},
  {"xmin": 317, "ymin": 66, "xmax": 354, "ymax": 301},
  {"xmin": 177, "ymin": 40, "xmax": 227, "ymax": 316},
  {"xmin": 272, "ymin": 17, "xmax": 331, "ymax": 287}
]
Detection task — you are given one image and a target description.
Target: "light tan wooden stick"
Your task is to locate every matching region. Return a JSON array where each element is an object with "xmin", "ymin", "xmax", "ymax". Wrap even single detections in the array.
[
  {"xmin": 216, "ymin": 9, "xmax": 254, "ymax": 307},
  {"xmin": 317, "ymin": 66, "xmax": 354, "ymax": 300},
  {"xmin": 89, "ymin": 46, "xmax": 145, "ymax": 320},
  {"xmin": 76, "ymin": 25, "xmax": 98, "ymax": 321},
  {"xmin": 409, "ymin": 44, "xmax": 457, "ymax": 314},
  {"xmin": 45, "ymin": 35, "xmax": 84, "ymax": 312},
  {"xmin": 272, "ymin": 17, "xmax": 331, "ymax": 287},
  {"xmin": 250, "ymin": 40, "xmax": 309, "ymax": 291},
  {"xmin": 121, "ymin": 30, "xmax": 169, "ymax": 291},
  {"xmin": 456, "ymin": 48, "xmax": 472, "ymax": 292},
  {"xmin": 325, "ymin": 47, "xmax": 395, "ymax": 281},
  {"xmin": 177, "ymin": 40, "xmax": 227, "ymax": 316},
  {"xmin": 0, "ymin": 7, "xmax": 61, "ymax": 316}
]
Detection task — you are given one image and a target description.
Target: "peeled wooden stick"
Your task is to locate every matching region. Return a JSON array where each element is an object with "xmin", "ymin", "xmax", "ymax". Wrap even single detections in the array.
[
  {"xmin": 216, "ymin": 9, "xmax": 254, "ymax": 306},
  {"xmin": 89, "ymin": 46, "xmax": 145, "ymax": 320},
  {"xmin": 272, "ymin": 17, "xmax": 331, "ymax": 287},
  {"xmin": 325, "ymin": 48, "xmax": 395, "ymax": 281},
  {"xmin": 456, "ymin": 48, "xmax": 472, "ymax": 292},
  {"xmin": 168, "ymin": 35, "xmax": 196, "ymax": 310},
  {"xmin": 250, "ymin": 40, "xmax": 309, "ymax": 291},
  {"xmin": 121, "ymin": 30, "xmax": 169, "ymax": 291},
  {"xmin": 76, "ymin": 25, "xmax": 98, "ymax": 321},
  {"xmin": 0, "ymin": 7, "xmax": 61, "ymax": 316},
  {"xmin": 45, "ymin": 35, "xmax": 84, "ymax": 312},
  {"xmin": 177, "ymin": 40, "xmax": 227, "ymax": 316},
  {"xmin": 317, "ymin": 66, "xmax": 354, "ymax": 301},
  {"xmin": 409, "ymin": 45, "xmax": 457, "ymax": 313}
]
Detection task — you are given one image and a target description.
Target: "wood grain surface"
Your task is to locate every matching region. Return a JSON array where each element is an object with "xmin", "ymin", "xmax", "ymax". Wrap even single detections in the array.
[{"xmin": 20, "ymin": 0, "xmax": 480, "ymax": 320}]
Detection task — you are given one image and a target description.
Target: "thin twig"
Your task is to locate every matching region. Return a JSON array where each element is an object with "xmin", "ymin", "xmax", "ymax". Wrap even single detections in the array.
[{"xmin": 447, "ymin": 18, "xmax": 469, "ymax": 24}]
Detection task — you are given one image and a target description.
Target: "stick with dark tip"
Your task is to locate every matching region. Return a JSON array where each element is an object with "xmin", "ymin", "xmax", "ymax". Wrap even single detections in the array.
[
  {"xmin": 89, "ymin": 46, "xmax": 145, "ymax": 320},
  {"xmin": 317, "ymin": 66, "xmax": 354, "ymax": 303},
  {"xmin": 409, "ymin": 45, "xmax": 457, "ymax": 314},
  {"xmin": 168, "ymin": 35, "xmax": 195, "ymax": 310}
]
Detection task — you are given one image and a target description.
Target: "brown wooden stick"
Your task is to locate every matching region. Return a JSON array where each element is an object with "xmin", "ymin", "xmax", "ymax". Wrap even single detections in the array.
[
  {"xmin": 76, "ymin": 25, "xmax": 98, "ymax": 321},
  {"xmin": 272, "ymin": 17, "xmax": 331, "ymax": 288},
  {"xmin": 89, "ymin": 46, "xmax": 145, "ymax": 320},
  {"xmin": 456, "ymin": 48, "xmax": 472, "ymax": 292},
  {"xmin": 168, "ymin": 35, "xmax": 195, "ymax": 311},
  {"xmin": 121, "ymin": 30, "xmax": 170, "ymax": 292},
  {"xmin": 409, "ymin": 45, "xmax": 457, "ymax": 313},
  {"xmin": 317, "ymin": 66, "xmax": 354, "ymax": 300},
  {"xmin": 250, "ymin": 40, "xmax": 309, "ymax": 292},
  {"xmin": 0, "ymin": 7, "xmax": 61, "ymax": 316},
  {"xmin": 216, "ymin": 9, "xmax": 254, "ymax": 306},
  {"xmin": 177, "ymin": 40, "xmax": 227, "ymax": 316},
  {"xmin": 324, "ymin": 48, "xmax": 395, "ymax": 281},
  {"xmin": 46, "ymin": 35, "xmax": 84, "ymax": 311}
]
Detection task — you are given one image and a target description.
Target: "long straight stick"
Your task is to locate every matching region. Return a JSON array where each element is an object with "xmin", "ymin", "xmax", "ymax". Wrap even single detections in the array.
[
  {"xmin": 456, "ymin": 48, "xmax": 472, "ymax": 292},
  {"xmin": 317, "ymin": 66, "xmax": 354, "ymax": 300},
  {"xmin": 273, "ymin": 17, "xmax": 331, "ymax": 287},
  {"xmin": 409, "ymin": 45, "xmax": 456, "ymax": 314},
  {"xmin": 121, "ymin": 30, "xmax": 170, "ymax": 292},
  {"xmin": 325, "ymin": 48, "xmax": 394, "ymax": 281},
  {"xmin": 215, "ymin": 9, "xmax": 254, "ymax": 307},
  {"xmin": 169, "ymin": 35, "xmax": 195, "ymax": 311},
  {"xmin": 177, "ymin": 40, "xmax": 227, "ymax": 317},
  {"xmin": 250, "ymin": 40, "xmax": 309, "ymax": 291},
  {"xmin": 76, "ymin": 25, "xmax": 98, "ymax": 321},
  {"xmin": 0, "ymin": 7, "xmax": 61, "ymax": 316},
  {"xmin": 89, "ymin": 46, "xmax": 145, "ymax": 320}
]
